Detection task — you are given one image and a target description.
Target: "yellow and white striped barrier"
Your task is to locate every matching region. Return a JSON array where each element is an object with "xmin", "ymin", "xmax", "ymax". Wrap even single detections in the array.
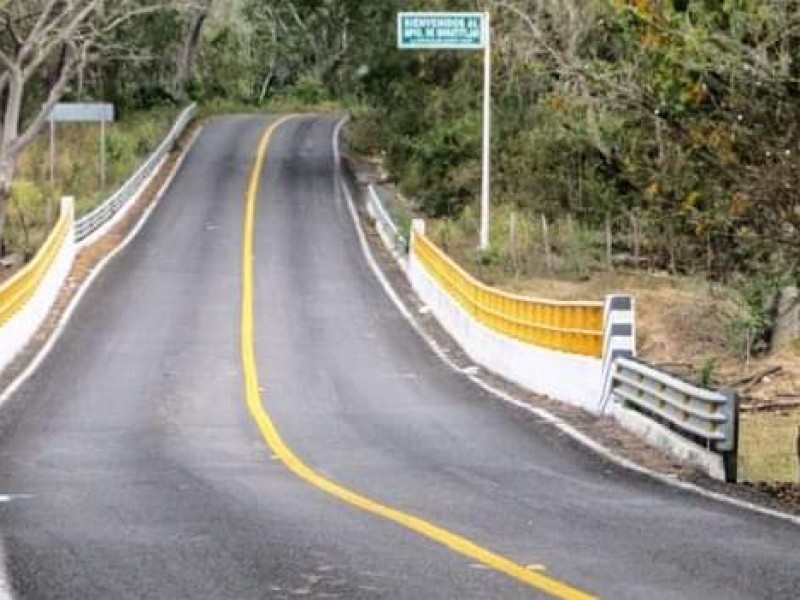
[
  {"xmin": 0, "ymin": 197, "xmax": 75, "ymax": 372},
  {"xmin": 408, "ymin": 220, "xmax": 634, "ymax": 413},
  {"xmin": 413, "ymin": 230, "xmax": 605, "ymax": 357}
]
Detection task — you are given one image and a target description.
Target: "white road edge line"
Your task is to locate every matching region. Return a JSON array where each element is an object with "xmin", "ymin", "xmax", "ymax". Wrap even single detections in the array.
[
  {"xmin": 332, "ymin": 115, "xmax": 800, "ymax": 528},
  {"xmin": 0, "ymin": 124, "xmax": 203, "ymax": 412},
  {"xmin": 0, "ymin": 122, "xmax": 203, "ymax": 600},
  {"xmin": 0, "ymin": 536, "xmax": 11, "ymax": 600}
]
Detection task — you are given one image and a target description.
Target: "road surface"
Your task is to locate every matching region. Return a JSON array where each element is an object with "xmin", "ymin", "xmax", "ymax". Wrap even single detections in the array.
[{"xmin": 0, "ymin": 115, "xmax": 798, "ymax": 599}]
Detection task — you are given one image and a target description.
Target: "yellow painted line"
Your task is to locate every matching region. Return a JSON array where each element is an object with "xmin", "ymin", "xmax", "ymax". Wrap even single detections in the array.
[{"xmin": 240, "ymin": 115, "xmax": 597, "ymax": 600}]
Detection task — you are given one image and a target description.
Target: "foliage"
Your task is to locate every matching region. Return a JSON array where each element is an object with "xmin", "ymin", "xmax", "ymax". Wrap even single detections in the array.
[
  {"xmin": 6, "ymin": 179, "xmax": 46, "ymax": 255},
  {"xmin": 725, "ymin": 275, "xmax": 787, "ymax": 360},
  {"xmin": 697, "ymin": 357, "xmax": 718, "ymax": 388},
  {"xmin": 2, "ymin": 107, "xmax": 179, "ymax": 254},
  {"xmin": 327, "ymin": 0, "xmax": 800, "ymax": 288}
]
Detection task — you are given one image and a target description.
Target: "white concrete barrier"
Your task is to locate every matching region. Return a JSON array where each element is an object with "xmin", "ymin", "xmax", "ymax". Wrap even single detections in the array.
[
  {"xmin": 0, "ymin": 197, "xmax": 75, "ymax": 374},
  {"xmin": 407, "ymin": 221, "xmax": 614, "ymax": 413}
]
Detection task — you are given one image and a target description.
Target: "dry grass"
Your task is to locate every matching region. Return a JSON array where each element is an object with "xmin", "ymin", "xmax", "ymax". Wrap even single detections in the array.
[{"xmin": 739, "ymin": 412, "xmax": 799, "ymax": 483}]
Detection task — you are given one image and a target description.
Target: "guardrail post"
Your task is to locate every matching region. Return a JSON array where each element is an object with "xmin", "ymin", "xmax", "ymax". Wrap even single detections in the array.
[
  {"xmin": 411, "ymin": 219, "xmax": 426, "ymax": 246},
  {"xmin": 61, "ymin": 196, "xmax": 75, "ymax": 222},
  {"xmin": 599, "ymin": 294, "xmax": 636, "ymax": 413},
  {"xmin": 719, "ymin": 389, "xmax": 740, "ymax": 483}
]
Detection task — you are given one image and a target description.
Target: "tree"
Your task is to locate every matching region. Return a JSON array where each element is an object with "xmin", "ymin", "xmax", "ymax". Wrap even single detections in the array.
[
  {"xmin": 172, "ymin": 0, "xmax": 212, "ymax": 101},
  {"xmin": 0, "ymin": 0, "xmax": 176, "ymax": 250}
]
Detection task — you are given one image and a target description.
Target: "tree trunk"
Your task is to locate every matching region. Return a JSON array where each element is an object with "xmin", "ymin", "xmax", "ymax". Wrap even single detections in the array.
[
  {"xmin": 541, "ymin": 214, "xmax": 553, "ymax": 274},
  {"xmin": 0, "ymin": 159, "xmax": 14, "ymax": 255},
  {"xmin": 174, "ymin": 2, "xmax": 211, "ymax": 101},
  {"xmin": 0, "ymin": 69, "xmax": 23, "ymax": 254}
]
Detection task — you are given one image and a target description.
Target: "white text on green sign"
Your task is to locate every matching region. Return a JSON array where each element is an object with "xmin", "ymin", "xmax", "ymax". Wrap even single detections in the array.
[{"xmin": 397, "ymin": 12, "xmax": 485, "ymax": 50}]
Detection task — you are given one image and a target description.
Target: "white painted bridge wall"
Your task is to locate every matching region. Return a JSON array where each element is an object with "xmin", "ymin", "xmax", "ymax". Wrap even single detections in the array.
[
  {"xmin": 0, "ymin": 198, "xmax": 75, "ymax": 374},
  {"xmin": 407, "ymin": 240, "xmax": 605, "ymax": 413}
]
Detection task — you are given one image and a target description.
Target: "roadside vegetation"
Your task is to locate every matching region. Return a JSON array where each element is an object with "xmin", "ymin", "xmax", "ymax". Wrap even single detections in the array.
[{"xmin": 4, "ymin": 107, "xmax": 179, "ymax": 261}]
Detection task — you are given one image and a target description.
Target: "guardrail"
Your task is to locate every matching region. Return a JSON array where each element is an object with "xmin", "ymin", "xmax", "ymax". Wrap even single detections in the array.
[
  {"xmin": 0, "ymin": 197, "xmax": 75, "ymax": 373},
  {"xmin": 366, "ymin": 184, "xmax": 407, "ymax": 256},
  {"xmin": 354, "ymin": 176, "xmax": 743, "ymax": 480},
  {"xmin": 607, "ymin": 357, "xmax": 739, "ymax": 481},
  {"xmin": 0, "ymin": 198, "xmax": 73, "ymax": 328},
  {"xmin": 1, "ymin": 104, "xmax": 197, "ymax": 377},
  {"xmin": 412, "ymin": 229, "xmax": 605, "ymax": 358},
  {"xmin": 75, "ymin": 103, "xmax": 197, "ymax": 244}
]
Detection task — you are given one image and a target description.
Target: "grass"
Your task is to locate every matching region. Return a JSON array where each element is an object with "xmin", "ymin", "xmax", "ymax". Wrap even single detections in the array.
[
  {"xmin": 739, "ymin": 412, "xmax": 799, "ymax": 483},
  {"xmin": 5, "ymin": 105, "xmax": 181, "ymax": 257}
]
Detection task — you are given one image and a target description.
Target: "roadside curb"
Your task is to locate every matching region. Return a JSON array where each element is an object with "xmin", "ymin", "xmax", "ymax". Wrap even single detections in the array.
[
  {"xmin": 0, "ymin": 125, "xmax": 204, "ymax": 410},
  {"xmin": 333, "ymin": 116, "xmax": 800, "ymax": 528}
]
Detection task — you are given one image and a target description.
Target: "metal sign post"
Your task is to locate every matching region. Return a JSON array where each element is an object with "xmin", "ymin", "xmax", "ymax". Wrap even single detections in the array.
[
  {"xmin": 480, "ymin": 14, "xmax": 491, "ymax": 252},
  {"xmin": 47, "ymin": 102, "xmax": 115, "ymax": 196},
  {"xmin": 49, "ymin": 119, "xmax": 56, "ymax": 190},
  {"xmin": 397, "ymin": 12, "xmax": 493, "ymax": 251}
]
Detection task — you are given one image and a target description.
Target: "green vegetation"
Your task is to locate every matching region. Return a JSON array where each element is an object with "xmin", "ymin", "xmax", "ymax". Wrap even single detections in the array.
[
  {"xmin": 344, "ymin": 1, "xmax": 800, "ymax": 285},
  {"xmin": 340, "ymin": 0, "xmax": 800, "ymax": 361},
  {"xmin": 697, "ymin": 357, "xmax": 718, "ymax": 388}
]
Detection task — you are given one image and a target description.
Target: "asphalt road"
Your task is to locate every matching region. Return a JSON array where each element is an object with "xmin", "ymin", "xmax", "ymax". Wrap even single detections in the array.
[{"xmin": 0, "ymin": 115, "xmax": 798, "ymax": 599}]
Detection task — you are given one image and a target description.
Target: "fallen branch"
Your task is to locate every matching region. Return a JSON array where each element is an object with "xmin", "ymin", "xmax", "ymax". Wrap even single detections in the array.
[{"xmin": 729, "ymin": 366, "xmax": 783, "ymax": 390}]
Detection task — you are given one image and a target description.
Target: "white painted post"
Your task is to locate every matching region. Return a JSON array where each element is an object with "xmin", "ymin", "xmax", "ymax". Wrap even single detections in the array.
[
  {"xmin": 62, "ymin": 196, "xmax": 75, "ymax": 222},
  {"xmin": 478, "ymin": 11, "xmax": 492, "ymax": 252}
]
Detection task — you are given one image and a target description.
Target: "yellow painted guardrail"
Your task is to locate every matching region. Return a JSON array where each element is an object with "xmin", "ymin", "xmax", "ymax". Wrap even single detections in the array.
[
  {"xmin": 412, "ymin": 231, "xmax": 605, "ymax": 358},
  {"xmin": 0, "ymin": 200, "xmax": 72, "ymax": 327}
]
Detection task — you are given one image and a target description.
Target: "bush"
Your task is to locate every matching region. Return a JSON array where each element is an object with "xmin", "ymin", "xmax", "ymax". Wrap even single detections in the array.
[{"xmin": 6, "ymin": 179, "xmax": 46, "ymax": 255}]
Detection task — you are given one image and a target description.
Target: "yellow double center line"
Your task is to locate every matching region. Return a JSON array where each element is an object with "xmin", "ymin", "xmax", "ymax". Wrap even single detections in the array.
[{"xmin": 240, "ymin": 115, "xmax": 596, "ymax": 600}]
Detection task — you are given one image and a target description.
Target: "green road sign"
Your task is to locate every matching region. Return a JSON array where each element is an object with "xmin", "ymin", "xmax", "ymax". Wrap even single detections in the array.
[{"xmin": 397, "ymin": 12, "xmax": 485, "ymax": 50}]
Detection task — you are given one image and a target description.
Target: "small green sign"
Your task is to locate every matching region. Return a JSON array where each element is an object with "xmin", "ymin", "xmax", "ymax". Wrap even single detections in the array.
[{"xmin": 397, "ymin": 12, "xmax": 485, "ymax": 50}]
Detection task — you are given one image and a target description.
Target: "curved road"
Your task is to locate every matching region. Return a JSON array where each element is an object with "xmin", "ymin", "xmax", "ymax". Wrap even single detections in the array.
[{"xmin": 0, "ymin": 115, "xmax": 798, "ymax": 599}]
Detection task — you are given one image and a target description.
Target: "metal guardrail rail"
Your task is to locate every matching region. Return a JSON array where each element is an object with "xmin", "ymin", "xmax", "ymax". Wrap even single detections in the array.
[
  {"xmin": 367, "ymin": 185, "xmax": 407, "ymax": 254},
  {"xmin": 74, "ymin": 104, "xmax": 197, "ymax": 242},
  {"xmin": 609, "ymin": 356, "xmax": 739, "ymax": 480}
]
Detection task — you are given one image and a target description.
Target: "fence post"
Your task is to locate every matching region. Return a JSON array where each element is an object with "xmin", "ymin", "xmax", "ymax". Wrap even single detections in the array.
[
  {"xmin": 61, "ymin": 196, "xmax": 75, "ymax": 221},
  {"xmin": 411, "ymin": 218, "xmax": 426, "ymax": 240},
  {"xmin": 719, "ymin": 389, "xmax": 740, "ymax": 483}
]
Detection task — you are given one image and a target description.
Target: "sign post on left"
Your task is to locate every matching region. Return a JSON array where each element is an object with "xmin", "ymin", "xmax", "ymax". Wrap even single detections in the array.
[{"xmin": 47, "ymin": 103, "xmax": 116, "ymax": 198}]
